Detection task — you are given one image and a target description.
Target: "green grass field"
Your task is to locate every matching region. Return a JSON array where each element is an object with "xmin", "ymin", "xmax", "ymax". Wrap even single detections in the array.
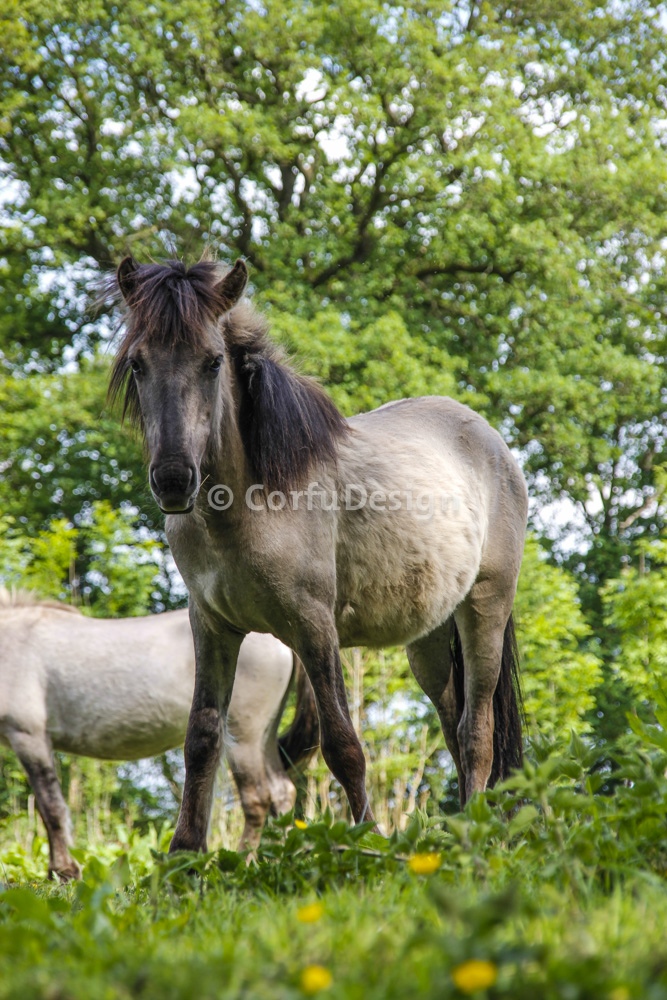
[{"xmin": 3, "ymin": 728, "xmax": 667, "ymax": 1000}]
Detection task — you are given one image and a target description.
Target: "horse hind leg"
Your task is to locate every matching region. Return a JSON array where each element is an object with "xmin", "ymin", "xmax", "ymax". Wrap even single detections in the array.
[
  {"xmin": 453, "ymin": 578, "xmax": 521, "ymax": 804},
  {"xmin": 228, "ymin": 752, "xmax": 296, "ymax": 855},
  {"xmin": 257, "ymin": 650, "xmax": 298, "ymax": 822},
  {"xmin": 225, "ymin": 642, "xmax": 297, "ymax": 852},
  {"xmin": 407, "ymin": 622, "xmax": 466, "ymax": 805},
  {"xmin": 225, "ymin": 723, "xmax": 295, "ymax": 854},
  {"xmin": 264, "ymin": 732, "xmax": 297, "ymax": 821},
  {"xmin": 8, "ymin": 728, "xmax": 81, "ymax": 881}
]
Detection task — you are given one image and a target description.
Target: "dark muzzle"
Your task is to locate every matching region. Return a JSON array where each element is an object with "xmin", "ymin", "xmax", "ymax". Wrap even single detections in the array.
[{"xmin": 149, "ymin": 460, "xmax": 198, "ymax": 513}]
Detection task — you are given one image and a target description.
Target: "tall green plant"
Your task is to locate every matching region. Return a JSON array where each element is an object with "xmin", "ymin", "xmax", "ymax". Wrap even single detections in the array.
[{"xmin": 514, "ymin": 537, "xmax": 603, "ymax": 740}]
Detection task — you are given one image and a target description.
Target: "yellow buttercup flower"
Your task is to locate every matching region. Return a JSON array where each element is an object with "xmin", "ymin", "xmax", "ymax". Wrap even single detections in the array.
[
  {"xmin": 452, "ymin": 959, "xmax": 498, "ymax": 994},
  {"xmin": 408, "ymin": 852, "xmax": 442, "ymax": 875},
  {"xmin": 294, "ymin": 819, "xmax": 308, "ymax": 830},
  {"xmin": 297, "ymin": 902, "xmax": 324, "ymax": 923},
  {"xmin": 300, "ymin": 965, "xmax": 333, "ymax": 994}
]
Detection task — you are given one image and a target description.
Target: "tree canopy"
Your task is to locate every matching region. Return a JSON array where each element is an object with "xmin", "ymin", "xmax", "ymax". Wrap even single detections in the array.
[{"xmin": 2, "ymin": 0, "xmax": 667, "ymax": 748}]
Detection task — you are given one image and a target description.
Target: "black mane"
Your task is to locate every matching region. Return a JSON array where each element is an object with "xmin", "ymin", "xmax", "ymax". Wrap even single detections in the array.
[{"xmin": 108, "ymin": 259, "xmax": 348, "ymax": 492}]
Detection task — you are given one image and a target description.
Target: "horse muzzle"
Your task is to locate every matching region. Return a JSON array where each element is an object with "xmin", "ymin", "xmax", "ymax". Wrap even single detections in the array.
[{"xmin": 149, "ymin": 461, "xmax": 199, "ymax": 514}]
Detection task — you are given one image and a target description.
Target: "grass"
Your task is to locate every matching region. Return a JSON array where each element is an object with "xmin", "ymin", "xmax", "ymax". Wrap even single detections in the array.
[
  {"xmin": 3, "ymin": 725, "xmax": 667, "ymax": 998},
  {"xmin": 2, "ymin": 842, "xmax": 666, "ymax": 999}
]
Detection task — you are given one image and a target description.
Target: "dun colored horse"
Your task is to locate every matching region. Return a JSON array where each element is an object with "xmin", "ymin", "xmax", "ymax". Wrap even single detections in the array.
[{"xmin": 109, "ymin": 255, "xmax": 527, "ymax": 854}]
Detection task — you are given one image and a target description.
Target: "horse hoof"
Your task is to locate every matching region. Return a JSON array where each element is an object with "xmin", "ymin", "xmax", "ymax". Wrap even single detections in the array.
[
  {"xmin": 48, "ymin": 863, "xmax": 81, "ymax": 882},
  {"xmin": 168, "ymin": 835, "xmax": 205, "ymax": 855}
]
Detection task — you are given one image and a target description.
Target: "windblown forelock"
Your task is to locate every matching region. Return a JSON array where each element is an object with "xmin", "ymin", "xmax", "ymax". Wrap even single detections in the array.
[
  {"xmin": 122, "ymin": 260, "xmax": 229, "ymax": 347},
  {"xmin": 108, "ymin": 259, "xmax": 230, "ymax": 427}
]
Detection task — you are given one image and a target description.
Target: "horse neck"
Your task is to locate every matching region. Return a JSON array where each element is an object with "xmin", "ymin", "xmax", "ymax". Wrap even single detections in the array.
[{"xmin": 201, "ymin": 358, "xmax": 251, "ymax": 501}]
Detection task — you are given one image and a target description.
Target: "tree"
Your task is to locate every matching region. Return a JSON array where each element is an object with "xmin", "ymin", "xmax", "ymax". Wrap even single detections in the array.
[
  {"xmin": 2, "ymin": 3, "xmax": 667, "ymax": 569},
  {"xmin": 0, "ymin": 361, "xmax": 147, "ymax": 531},
  {"xmin": 514, "ymin": 536, "xmax": 602, "ymax": 741},
  {"xmin": 602, "ymin": 537, "xmax": 667, "ymax": 710},
  {"xmin": 0, "ymin": 500, "xmax": 172, "ymax": 615}
]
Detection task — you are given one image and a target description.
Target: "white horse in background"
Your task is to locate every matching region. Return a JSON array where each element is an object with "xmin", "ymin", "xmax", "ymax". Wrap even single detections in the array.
[{"xmin": 0, "ymin": 590, "xmax": 318, "ymax": 880}]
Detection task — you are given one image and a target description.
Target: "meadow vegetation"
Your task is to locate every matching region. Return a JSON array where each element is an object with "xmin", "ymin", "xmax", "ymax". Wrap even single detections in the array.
[
  {"xmin": 4, "ymin": 718, "xmax": 667, "ymax": 998},
  {"xmin": 2, "ymin": 1, "xmax": 667, "ymax": 995}
]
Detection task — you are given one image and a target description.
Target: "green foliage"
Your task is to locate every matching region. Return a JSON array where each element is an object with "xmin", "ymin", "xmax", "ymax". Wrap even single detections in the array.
[
  {"xmin": 2, "ymin": 0, "xmax": 667, "ymax": 562},
  {"xmin": 0, "ymin": 361, "xmax": 148, "ymax": 531},
  {"xmin": 3, "ymin": 732, "xmax": 667, "ymax": 997},
  {"xmin": 0, "ymin": 514, "xmax": 75, "ymax": 602},
  {"xmin": 602, "ymin": 538, "xmax": 667, "ymax": 705},
  {"xmin": 514, "ymin": 537, "xmax": 603, "ymax": 740},
  {"xmin": 270, "ymin": 308, "xmax": 460, "ymax": 415},
  {"xmin": 0, "ymin": 500, "xmax": 164, "ymax": 615}
]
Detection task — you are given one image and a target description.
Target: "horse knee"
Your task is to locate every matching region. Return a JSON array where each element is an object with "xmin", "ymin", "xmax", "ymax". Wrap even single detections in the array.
[{"xmin": 185, "ymin": 708, "xmax": 223, "ymax": 773}]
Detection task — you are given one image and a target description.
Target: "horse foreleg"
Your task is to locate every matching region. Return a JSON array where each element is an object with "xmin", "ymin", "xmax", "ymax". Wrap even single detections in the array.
[
  {"xmin": 170, "ymin": 613, "xmax": 244, "ymax": 855},
  {"xmin": 227, "ymin": 742, "xmax": 273, "ymax": 851},
  {"xmin": 297, "ymin": 626, "xmax": 374, "ymax": 827},
  {"xmin": 8, "ymin": 729, "xmax": 80, "ymax": 881}
]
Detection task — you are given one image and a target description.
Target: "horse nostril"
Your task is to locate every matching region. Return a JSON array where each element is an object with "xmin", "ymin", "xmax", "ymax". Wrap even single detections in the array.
[{"xmin": 150, "ymin": 462, "xmax": 196, "ymax": 498}]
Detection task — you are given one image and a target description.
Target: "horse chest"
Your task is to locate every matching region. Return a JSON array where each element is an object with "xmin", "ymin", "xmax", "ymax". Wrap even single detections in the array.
[{"xmin": 183, "ymin": 546, "xmax": 281, "ymax": 635}]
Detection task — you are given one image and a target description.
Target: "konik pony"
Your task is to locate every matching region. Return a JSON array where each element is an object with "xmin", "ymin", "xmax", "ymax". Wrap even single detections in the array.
[{"xmin": 109, "ymin": 255, "xmax": 527, "ymax": 855}]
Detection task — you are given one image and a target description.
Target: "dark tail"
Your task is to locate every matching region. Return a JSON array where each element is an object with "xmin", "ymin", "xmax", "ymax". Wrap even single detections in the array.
[
  {"xmin": 278, "ymin": 655, "xmax": 320, "ymax": 775},
  {"xmin": 450, "ymin": 614, "xmax": 523, "ymax": 787}
]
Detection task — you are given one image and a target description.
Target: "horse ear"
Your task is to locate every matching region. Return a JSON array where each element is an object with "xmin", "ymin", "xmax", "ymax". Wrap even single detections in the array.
[
  {"xmin": 117, "ymin": 255, "xmax": 139, "ymax": 303},
  {"xmin": 215, "ymin": 259, "xmax": 248, "ymax": 312}
]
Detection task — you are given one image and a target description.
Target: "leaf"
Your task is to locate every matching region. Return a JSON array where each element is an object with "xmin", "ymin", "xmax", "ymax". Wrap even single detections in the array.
[
  {"xmin": 0, "ymin": 888, "xmax": 57, "ymax": 925},
  {"xmin": 507, "ymin": 805, "xmax": 540, "ymax": 838}
]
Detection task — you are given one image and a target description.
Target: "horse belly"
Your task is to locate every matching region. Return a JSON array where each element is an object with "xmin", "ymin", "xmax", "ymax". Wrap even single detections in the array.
[
  {"xmin": 47, "ymin": 670, "xmax": 192, "ymax": 761},
  {"xmin": 50, "ymin": 701, "xmax": 189, "ymax": 761},
  {"xmin": 335, "ymin": 505, "xmax": 483, "ymax": 648}
]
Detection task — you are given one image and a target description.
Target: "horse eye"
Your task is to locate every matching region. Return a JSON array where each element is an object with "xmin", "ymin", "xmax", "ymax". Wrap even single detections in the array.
[
  {"xmin": 209, "ymin": 356, "xmax": 223, "ymax": 372},
  {"xmin": 129, "ymin": 358, "xmax": 142, "ymax": 375}
]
